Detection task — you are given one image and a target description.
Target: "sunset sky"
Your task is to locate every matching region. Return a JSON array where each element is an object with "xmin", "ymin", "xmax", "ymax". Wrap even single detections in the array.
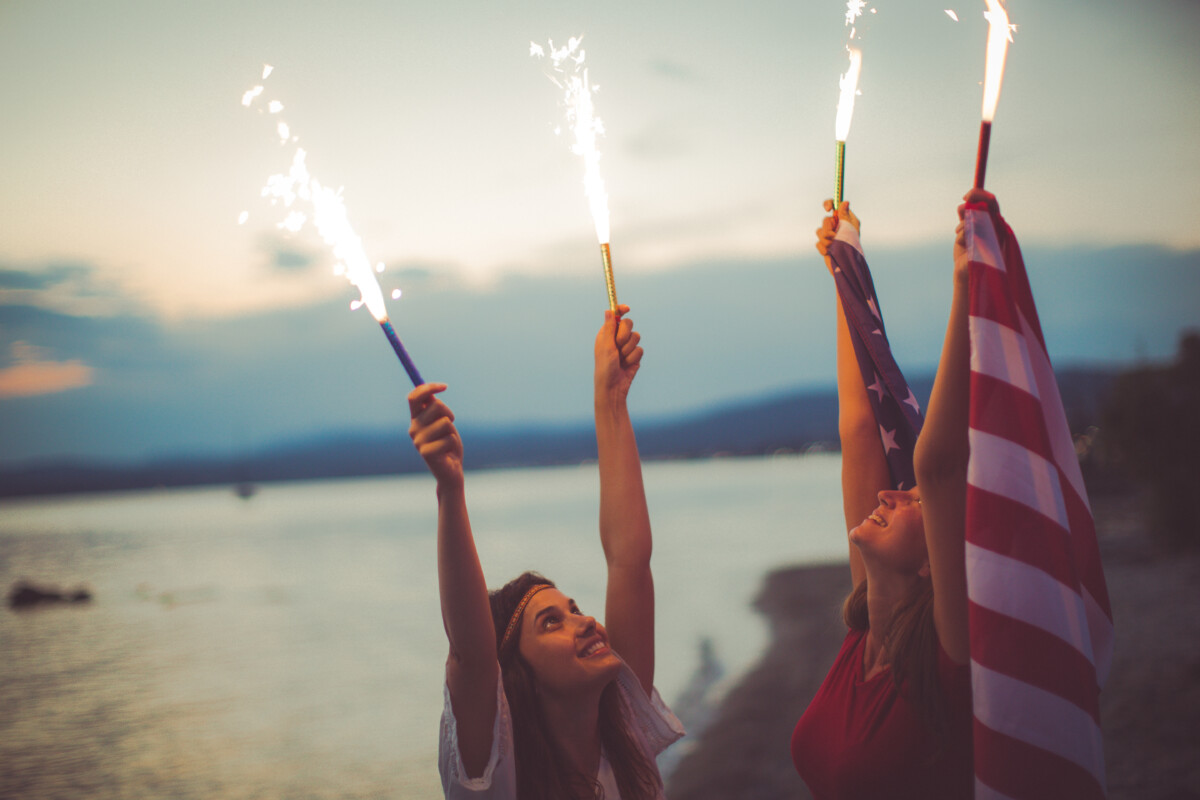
[{"xmin": 2, "ymin": 0, "xmax": 1197, "ymax": 464}]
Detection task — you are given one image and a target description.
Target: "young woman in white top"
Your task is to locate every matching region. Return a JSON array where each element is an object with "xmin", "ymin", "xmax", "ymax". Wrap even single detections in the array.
[{"xmin": 408, "ymin": 306, "xmax": 683, "ymax": 800}]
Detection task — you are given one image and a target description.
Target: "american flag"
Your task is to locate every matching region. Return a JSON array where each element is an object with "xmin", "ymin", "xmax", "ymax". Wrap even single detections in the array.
[
  {"xmin": 963, "ymin": 205, "xmax": 1114, "ymax": 799},
  {"xmin": 828, "ymin": 232, "xmax": 924, "ymax": 490}
]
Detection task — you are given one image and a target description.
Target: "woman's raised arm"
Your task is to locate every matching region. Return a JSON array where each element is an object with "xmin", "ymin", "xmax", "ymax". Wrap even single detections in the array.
[
  {"xmin": 817, "ymin": 200, "xmax": 891, "ymax": 589},
  {"xmin": 593, "ymin": 306, "xmax": 655, "ymax": 695},
  {"xmin": 911, "ymin": 189, "xmax": 1000, "ymax": 664},
  {"xmin": 409, "ymin": 383, "xmax": 498, "ymax": 777}
]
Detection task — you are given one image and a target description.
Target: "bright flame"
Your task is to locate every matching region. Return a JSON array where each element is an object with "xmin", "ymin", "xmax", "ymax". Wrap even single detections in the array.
[
  {"xmin": 534, "ymin": 37, "xmax": 610, "ymax": 245},
  {"xmin": 981, "ymin": 0, "xmax": 1014, "ymax": 121},
  {"xmin": 945, "ymin": 9, "xmax": 960, "ymax": 21},
  {"xmin": 845, "ymin": 0, "xmax": 867, "ymax": 26},
  {"xmin": 245, "ymin": 75, "xmax": 398, "ymax": 323},
  {"xmin": 835, "ymin": 47, "xmax": 863, "ymax": 142},
  {"xmin": 242, "ymin": 85, "xmax": 264, "ymax": 106}
]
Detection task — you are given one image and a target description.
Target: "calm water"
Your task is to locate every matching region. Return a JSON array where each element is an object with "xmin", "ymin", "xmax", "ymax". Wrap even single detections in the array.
[{"xmin": 0, "ymin": 454, "xmax": 847, "ymax": 799}]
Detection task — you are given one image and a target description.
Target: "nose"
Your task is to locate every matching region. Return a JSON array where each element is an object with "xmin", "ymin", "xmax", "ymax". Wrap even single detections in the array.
[
  {"xmin": 878, "ymin": 489, "xmax": 919, "ymax": 509},
  {"xmin": 578, "ymin": 615, "xmax": 598, "ymax": 636}
]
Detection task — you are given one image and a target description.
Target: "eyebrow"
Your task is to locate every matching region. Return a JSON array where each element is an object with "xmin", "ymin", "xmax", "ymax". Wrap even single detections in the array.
[{"xmin": 531, "ymin": 598, "xmax": 578, "ymax": 624}]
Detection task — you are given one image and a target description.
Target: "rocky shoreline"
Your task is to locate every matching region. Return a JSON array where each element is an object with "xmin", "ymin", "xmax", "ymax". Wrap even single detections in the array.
[{"xmin": 665, "ymin": 493, "xmax": 1200, "ymax": 799}]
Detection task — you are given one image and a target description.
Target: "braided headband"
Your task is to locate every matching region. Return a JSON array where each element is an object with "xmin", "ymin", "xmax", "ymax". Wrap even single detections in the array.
[{"xmin": 500, "ymin": 584, "xmax": 552, "ymax": 652}]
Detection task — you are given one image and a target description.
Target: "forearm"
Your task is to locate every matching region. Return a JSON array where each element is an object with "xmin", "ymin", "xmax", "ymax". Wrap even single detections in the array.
[
  {"xmin": 914, "ymin": 269, "xmax": 971, "ymax": 488},
  {"xmin": 595, "ymin": 396, "xmax": 652, "ymax": 567},
  {"xmin": 914, "ymin": 266, "xmax": 971, "ymax": 662},
  {"xmin": 836, "ymin": 293, "xmax": 890, "ymax": 517},
  {"xmin": 436, "ymin": 480, "xmax": 497, "ymax": 668}
]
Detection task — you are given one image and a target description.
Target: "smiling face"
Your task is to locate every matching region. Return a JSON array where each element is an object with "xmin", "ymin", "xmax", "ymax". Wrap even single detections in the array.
[
  {"xmin": 516, "ymin": 588, "xmax": 623, "ymax": 697},
  {"xmin": 849, "ymin": 488, "xmax": 930, "ymax": 578}
]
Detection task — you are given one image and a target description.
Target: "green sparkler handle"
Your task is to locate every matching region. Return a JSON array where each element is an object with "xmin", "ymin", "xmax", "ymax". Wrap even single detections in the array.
[{"xmin": 835, "ymin": 140, "xmax": 846, "ymax": 208}]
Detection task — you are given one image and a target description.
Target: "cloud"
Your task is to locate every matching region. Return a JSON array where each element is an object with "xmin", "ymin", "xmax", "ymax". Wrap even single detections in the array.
[
  {"xmin": 0, "ymin": 341, "xmax": 94, "ymax": 398},
  {"xmin": 1, "ymin": 241, "xmax": 1196, "ymax": 465},
  {"xmin": 272, "ymin": 247, "xmax": 317, "ymax": 271},
  {"xmin": 256, "ymin": 232, "xmax": 324, "ymax": 274},
  {"xmin": 0, "ymin": 263, "xmax": 91, "ymax": 290},
  {"xmin": 0, "ymin": 259, "xmax": 139, "ymax": 316},
  {"xmin": 647, "ymin": 59, "xmax": 705, "ymax": 85}
]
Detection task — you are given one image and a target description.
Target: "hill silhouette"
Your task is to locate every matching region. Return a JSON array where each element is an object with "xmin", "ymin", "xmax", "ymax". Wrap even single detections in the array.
[{"xmin": 0, "ymin": 368, "xmax": 1116, "ymax": 498}]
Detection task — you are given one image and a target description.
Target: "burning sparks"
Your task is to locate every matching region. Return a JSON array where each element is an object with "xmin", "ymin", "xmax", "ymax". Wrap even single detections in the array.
[
  {"xmin": 973, "ymin": 0, "xmax": 1016, "ymax": 188},
  {"xmin": 835, "ymin": 47, "xmax": 863, "ymax": 142},
  {"xmin": 532, "ymin": 36, "xmax": 610, "ymax": 246},
  {"xmin": 240, "ymin": 67, "xmax": 424, "ymax": 385},
  {"xmin": 981, "ymin": 0, "xmax": 1015, "ymax": 121},
  {"xmin": 242, "ymin": 71, "xmax": 397, "ymax": 323},
  {"xmin": 845, "ymin": 0, "xmax": 868, "ymax": 27}
]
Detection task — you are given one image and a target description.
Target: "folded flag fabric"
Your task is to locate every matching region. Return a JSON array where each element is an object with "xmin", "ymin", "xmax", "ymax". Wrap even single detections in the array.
[
  {"xmin": 963, "ymin": 205, "xmax": 1114, "ymax": 800},
  {"xmin": 828, "ymin": 231, "xmax": 924, "ymax": 490}
]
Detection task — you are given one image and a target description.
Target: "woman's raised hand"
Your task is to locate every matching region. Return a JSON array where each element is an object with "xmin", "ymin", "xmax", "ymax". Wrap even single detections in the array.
[
  {"xmin": 408, "ymin": 383, "xmax": 464, "ymax": 487},
  {"xmin": 954, "ymin": 188, "xmax": 1000, "ymax": 275},
  {"xmin": 594, "ymin": 304, "xmax": 644, "ymax": 403},
  {"xmin": 816, "ymin": 199, "xmax": 861, "ymax": 261}
]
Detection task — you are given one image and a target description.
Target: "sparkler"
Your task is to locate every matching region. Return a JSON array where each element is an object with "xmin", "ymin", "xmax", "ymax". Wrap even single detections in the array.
[
  {"xmin": 242, "ymin": 67, "xmax": 424, "ymax": 387},
  {"xmin": 532, "ymin": 38, "xmax": 618, "ymax": 312},
  {"xmin": 835, "ymin": 47, "xmax": 863, "ymax": 207},
  {"xmin": 833, "ymin": 0, "xmax": 868, "ymax": 207},
  {"xmin": 974, "ymin": 0, "xmax": 1015, "ymax": 188}
]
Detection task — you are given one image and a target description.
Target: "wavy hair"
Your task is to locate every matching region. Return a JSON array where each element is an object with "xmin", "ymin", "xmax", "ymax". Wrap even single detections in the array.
[
  {"xmin": 489, "ymin": 571, "xmax": 660, "ymax": 800},
  {"xmin": 843, "ymin": 576, "xmax": 946, "ymax": 746}
]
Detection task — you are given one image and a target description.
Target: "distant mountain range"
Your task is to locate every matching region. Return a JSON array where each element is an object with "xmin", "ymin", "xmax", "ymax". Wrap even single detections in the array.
[{"xmin": 0, "ymin": 368, "xmax": 1118, "ymax": 498}]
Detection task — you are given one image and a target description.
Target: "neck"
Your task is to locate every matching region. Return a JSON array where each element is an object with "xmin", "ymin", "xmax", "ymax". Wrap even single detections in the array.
[
  {"xmin": 539, "ymin": 684, "xmax": 606, "ymax": 778},
  {"xmin": 862, "ymin": 567, "xmax": 919, "ymax": 671}
]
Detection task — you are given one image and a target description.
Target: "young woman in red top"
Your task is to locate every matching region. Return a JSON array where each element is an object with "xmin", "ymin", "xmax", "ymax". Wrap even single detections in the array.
[{"xmin": 790, "ymin": 190, "xmax": 997, "ymax": 799}]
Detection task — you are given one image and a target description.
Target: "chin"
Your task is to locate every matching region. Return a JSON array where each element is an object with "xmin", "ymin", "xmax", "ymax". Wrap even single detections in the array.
[{"xmin": 587, "ymin": 652, "xmax": 623, "ymax": 682}]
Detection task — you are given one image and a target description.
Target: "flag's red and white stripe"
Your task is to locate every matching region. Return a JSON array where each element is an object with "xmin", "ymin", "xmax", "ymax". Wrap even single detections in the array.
[{"xmin": 964, "ymin": 208, "xmax": 1114, "ymax": 800}]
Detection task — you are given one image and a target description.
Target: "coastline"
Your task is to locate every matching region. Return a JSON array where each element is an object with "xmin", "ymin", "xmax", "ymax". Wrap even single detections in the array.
[{"xmin": 665, "ymin": 493, "xmax": 1200, "ymax": 799}]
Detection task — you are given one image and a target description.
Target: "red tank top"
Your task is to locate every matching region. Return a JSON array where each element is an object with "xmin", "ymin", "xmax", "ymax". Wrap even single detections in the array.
[{"xmin": 791, "ymin": 629, "xmax": 973, "ymax": 800}]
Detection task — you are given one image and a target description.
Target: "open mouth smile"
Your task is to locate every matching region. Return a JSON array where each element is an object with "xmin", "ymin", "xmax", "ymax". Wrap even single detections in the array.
[{"xmin": 578, "ymin": 637, "xmax": 610, "ymax": 658}]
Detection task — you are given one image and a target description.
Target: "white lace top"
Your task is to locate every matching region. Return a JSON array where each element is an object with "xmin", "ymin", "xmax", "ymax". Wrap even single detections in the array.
[{"xmin": 438, "ymin": 663, "xmax": 685, "ymax": 799}]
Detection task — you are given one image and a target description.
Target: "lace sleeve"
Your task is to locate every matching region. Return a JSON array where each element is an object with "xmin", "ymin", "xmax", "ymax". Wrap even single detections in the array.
[
  {"xmin": 614, "ymin": 664, "xmax": 686, "ymax": 758},
  {"xmin": 438, "ymin": 672, "xmax": 517, "ymax": 798}
]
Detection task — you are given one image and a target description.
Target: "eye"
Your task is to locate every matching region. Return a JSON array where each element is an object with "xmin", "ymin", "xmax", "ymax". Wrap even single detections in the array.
[{"xmin": 541, "ymin": 614, "xmax": 561, "ymax": 630}]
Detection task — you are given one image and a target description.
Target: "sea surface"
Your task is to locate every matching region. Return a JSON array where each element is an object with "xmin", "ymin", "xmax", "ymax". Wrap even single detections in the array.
[{"xmin": 0, "ymin": 454, "xmax": 848, "ymax": 799}]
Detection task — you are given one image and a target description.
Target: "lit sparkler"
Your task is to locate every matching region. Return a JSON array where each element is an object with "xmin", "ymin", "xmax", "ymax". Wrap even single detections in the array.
[
  {"xmin": 834, "ymin": 47, "xmax": 863, "ymax": 207},
  {"xmin": 532, "ymin": 38, "xmax": 618, "ymax": 312},
  {"xmin": 974, "ymin": 0, "xmax": 1015, "ymax": 188},
  {"xmin": 242, "ymin": 67, "xmax": 424, "ymax": 387},
  {"xmin": 833, "ymin": 0, "xmax": 869, "ymax": 207}
]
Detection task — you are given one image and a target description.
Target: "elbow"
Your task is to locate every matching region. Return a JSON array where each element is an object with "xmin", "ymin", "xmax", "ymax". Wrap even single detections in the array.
[
  {"xmin": 839, "ymin": 410, "xmax": 878, "ymax": 449},
  {"xmin": 913, "ymin": 429, "xmax": 968, "ymax": 491},
  {"xmin": 603, "ymin": 541, "xmax": 652, "ymax": 573}
]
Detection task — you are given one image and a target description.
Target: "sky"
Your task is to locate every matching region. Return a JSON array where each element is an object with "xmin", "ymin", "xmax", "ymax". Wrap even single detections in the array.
[{"xmin": 1, "ymin": 0, "xmax": 1198, "ymax": 465}]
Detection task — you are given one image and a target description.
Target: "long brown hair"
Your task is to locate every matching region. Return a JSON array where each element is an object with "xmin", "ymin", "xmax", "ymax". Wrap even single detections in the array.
[
  {"xmin": 489, "ymin": 571, "xmax": 661, "ymax": 800},
  {"xmin": 842, "ymin": 576, "xmax": 946, "ymax": 743}
]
